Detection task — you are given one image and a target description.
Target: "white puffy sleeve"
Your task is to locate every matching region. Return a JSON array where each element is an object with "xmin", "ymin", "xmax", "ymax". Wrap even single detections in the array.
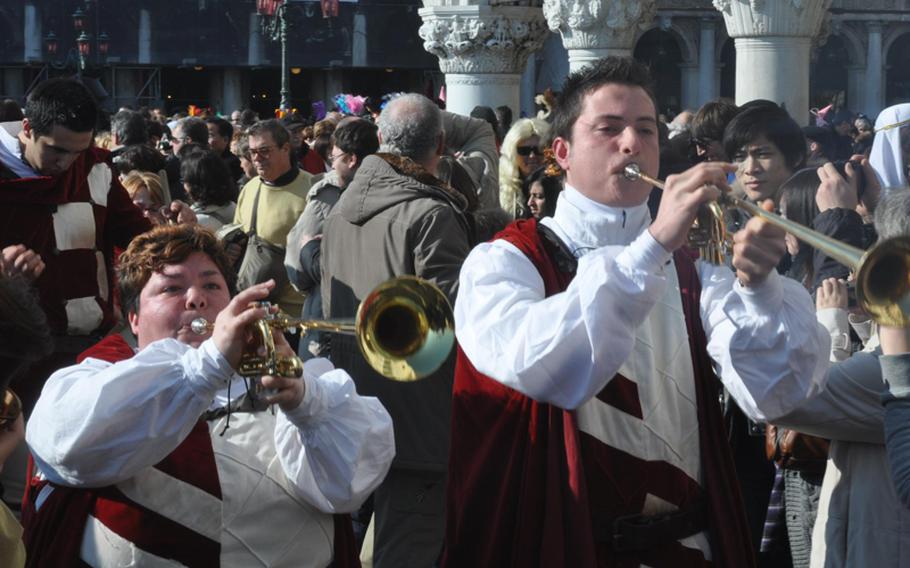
[
  {"xmin": 455, "ymin": 229, "xmax": 673, "ymax": 409},
  {"xmin": 700, "ymin": 264, "xmax": 831, "ymax": 422},
  {"xmin": 274, "ymin": 358, "xmax": 395, "ymax": 513},
  {"xmin": 26, "ymin": 339, "xmax": 233, "ymax": 488}
]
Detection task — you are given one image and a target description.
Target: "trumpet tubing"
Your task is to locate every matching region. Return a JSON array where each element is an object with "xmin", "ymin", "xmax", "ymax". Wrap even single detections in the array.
[{"xmin": 623, "ymin": 162, "xmax": 910, "ymax": 326}]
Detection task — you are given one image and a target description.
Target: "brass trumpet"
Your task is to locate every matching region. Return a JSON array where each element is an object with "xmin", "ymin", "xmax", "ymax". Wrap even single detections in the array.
[
  {"xmin": 192, "ymin": 275, "xmax": 455, "ymax": 382},
  {"xmin": 623, "ymin": 163, "xmax": 910, "ymax": 326}
]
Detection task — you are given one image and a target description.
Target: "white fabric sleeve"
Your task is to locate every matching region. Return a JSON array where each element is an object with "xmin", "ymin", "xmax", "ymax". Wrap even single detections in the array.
[
  {"xmin": 26, "ymin": 339, "xmax": 233, "ymax": 488},
  {"xmin": 816, "ymin": 307, "xmax": 852, "ymax": 362},
  {"xmin": 700, "ymin": 264, "xmax": 831, "ymax": 422},
  {"xmin": 454, "ymin": 229, "xmax": 672, "ymax": 410},
  {"xmin": 274, "ymin": 358, "xmax": 395, "ymax": 514}
]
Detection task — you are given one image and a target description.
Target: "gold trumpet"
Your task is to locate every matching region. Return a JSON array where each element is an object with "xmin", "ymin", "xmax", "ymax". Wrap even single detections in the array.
[
  {"xmin": 623, "ymin": 163, "xmax": 910, "ymax": 326},
  {"xmin": 191, "ymin": 275, "xmax": 456, "ymax": 382}
]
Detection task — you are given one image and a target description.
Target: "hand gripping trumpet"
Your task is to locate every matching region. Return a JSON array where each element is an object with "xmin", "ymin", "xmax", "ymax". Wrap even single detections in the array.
[
  {"xmin": 623, "ymin": 163, "xmax": 910, "ymax": 326},
  {"xmin": 191, "ymin": 276, "xmax": 456, "ymax": 381}
]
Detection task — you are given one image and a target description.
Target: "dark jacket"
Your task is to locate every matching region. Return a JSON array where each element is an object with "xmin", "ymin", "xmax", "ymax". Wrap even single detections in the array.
[{"xmin": 321, "ymin": 153, "xmax": 471, "ymax": 471}]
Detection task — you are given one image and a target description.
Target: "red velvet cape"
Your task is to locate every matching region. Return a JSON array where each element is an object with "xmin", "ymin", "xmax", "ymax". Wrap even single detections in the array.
[{"xmin": 442, "ymin": 219, "xmax": 754, "ymax": 567}]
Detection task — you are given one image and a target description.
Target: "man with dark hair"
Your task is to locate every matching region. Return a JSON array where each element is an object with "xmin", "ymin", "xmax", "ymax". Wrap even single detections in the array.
[
  {"xmin": 723, "ymin": 102, "xmax": 807, "ymax": 205},
  {"xmin": 444, "ymin": 57, "xmax": 828, "ymax": 567},
  {"xmin": 690, "ymin": 99, "xmax": 739, "ymax": 162},
  {"xmin": 165, "ymin": 116, "xmax": 210, "ymax": 200},
  {"xmin": 803, "ymin": 125, "xmax": 835, "ymax": 166},
  {"xmin": 206, "ymin": 116, "xmax": 242, "ymax": 181},
  {"xmin": 110, "ymin": 109, "xmax": 148, "ymax": 156},
  {"xmin": 285, "ymin": 117, "xmax": 379, "ymax": 358},
  {"xmin": 233, "ymin": 119, "xmax": 313, "ymax": 316},
  {"xmin": 21, "ymin": 223, "xmax": 393, "ymax": 566}
]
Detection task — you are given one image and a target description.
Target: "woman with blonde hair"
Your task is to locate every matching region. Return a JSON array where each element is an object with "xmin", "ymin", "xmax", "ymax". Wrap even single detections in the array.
[
  {"xmin": 499, "ymin": 118, "xmax": 549, "ymax": 218},
  {"xmin": 121, "ymin": 171, "xmax": 167, "ymax": 225}
]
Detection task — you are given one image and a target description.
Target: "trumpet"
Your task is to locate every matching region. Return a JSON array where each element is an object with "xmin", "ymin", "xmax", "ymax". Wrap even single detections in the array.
[
  {"xmin": 191, "ymin": 276, "xmax": 455, "ymax": 382},
  {"xmin": 623, "ymin": 163, "xmax": 910, "ymax": 326}
]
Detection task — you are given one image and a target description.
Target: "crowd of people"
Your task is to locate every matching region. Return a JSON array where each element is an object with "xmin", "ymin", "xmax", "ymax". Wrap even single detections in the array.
[{"xmin": 2, "ymin": 55, "xmax": 910, "ymax": 567}]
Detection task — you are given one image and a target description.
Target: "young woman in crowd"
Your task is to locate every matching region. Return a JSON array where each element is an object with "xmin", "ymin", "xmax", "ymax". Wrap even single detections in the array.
[
  {"xmin": 499, "ymin": 118, "xmax": 549, "ymax": 219},
  {"xmin": 180, "ymin": 149, "xmax": 238, "ymax": 231},
  {"xmin": 523, "ymin": 166, "xmax": 562, "ymax": 220},
  {"xmin": 121, "ymin": 171, "xmax": 168, "ymax": 225}
]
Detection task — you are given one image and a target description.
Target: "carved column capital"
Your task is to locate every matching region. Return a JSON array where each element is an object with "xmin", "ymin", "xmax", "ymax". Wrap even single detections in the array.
[
  {"xmin": 418, "ymin": 5, "xmax": 549, "ymax": 75},
  {"xmin": 541, "ymin": 0, "xmax": 656, "ymax": 53},
  {"xmin": 712, "ymin": 0, "xmax": 831, "ymax": 39}
]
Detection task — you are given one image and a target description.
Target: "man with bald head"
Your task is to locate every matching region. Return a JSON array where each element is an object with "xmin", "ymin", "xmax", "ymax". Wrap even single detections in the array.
[{"xmin": 320, "ymin": 93, "xmax": 472, "ymax": 566}]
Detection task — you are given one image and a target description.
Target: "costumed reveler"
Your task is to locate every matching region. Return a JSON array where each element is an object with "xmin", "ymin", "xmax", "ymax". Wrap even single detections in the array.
[
  {"xmin": 443, "ymin": 57, "xmax": 829, "ymax": 567},
  {"xmin": 22, "ymin": 224, "xmax": 395, "ymax": 567}
]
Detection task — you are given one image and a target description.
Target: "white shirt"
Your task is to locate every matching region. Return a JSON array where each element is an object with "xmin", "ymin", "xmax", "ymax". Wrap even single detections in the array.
[
  {"xmin": 455, "ymin": 184, "xmax": 830, "ymax": 422},
  {"xmin": 0, "ymin": 122, "xmax": 38, "ymax": 178},
  {"xmin": 26, "ymin": 338, "xmax": 395, "ymax": 514}
]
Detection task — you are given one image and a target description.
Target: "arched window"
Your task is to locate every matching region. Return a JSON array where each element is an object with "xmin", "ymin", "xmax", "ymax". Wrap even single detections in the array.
[
  {"xmin": 810, "ymin": 35, "xmax": 851, "ymax": 110},
  {"xmin": 634, "ymin": 29, "xmax": 683, "ymax": 118},
  {"xmin": 886, "ymin": 32, "xmax": 910, "ymax": 106}
]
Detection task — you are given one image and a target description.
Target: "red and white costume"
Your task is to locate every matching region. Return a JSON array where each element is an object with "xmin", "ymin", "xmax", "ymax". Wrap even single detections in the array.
[
  {"xmin": 23, "ymin": 335, "xmax": 394, "ymax": 567},
  {"xmin": 445, "ymin": 185, "xmax": 830, "ymax": 567}
]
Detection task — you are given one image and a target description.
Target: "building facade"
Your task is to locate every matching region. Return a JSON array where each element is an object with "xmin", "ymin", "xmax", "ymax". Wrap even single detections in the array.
[{"xmin": 0, "ymin": 0, "xmax": 908, "ymax": 122}]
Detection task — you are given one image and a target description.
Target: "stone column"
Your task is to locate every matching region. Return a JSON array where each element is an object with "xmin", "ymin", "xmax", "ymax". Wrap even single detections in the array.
[
  {"xmin": 248, "ymin": 12, "xmax": 264, "ymax": 66},
  {"xmin": 542, "ymin": 0, "xmax": 657, "ymax": 73},
  {"xmin": 222, "ymin": 69, "xmax": 244, "ymax": 115},
  {"xmin": 681, "ymin": 63, "xmax": 699, "ymax": 111},
  {"xmin": 418, "ymin": 5, "xmax": 548, "ymax": 117},
  {"xmin": 138, "ymin": 9, "xmax": 152, "ymax": 65},
  {"xmin": 697, "ymin": 18, "xmax": 717, "ymax": 105},
  {"xmin": 353, "ymin": 10, "xmax": 367, "ymax": 67},
  {"xmin": 24, "ymin": 3, "xmax": 41, "ymax": 62},
  {"xmin": 713, "ymin": 0, "xmax": 831, "ymax": 125},
  {"xmin": 864, "ymin": 22, "xmax": 883, "ymax": 119}
]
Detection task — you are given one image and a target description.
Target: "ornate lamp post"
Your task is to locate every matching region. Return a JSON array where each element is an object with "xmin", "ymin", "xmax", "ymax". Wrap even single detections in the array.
[
  {"xmin": 257, "ymin": 0, "xmax": 291, "ymax": 112},
  {"xmin": 44, "ymin": 1, "xmax": 110, "ymax": 78}
]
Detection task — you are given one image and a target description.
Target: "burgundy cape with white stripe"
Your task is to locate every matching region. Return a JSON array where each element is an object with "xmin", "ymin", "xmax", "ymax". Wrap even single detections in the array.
[
  {"xmin": 442, "ymin": 219, "xmax": 755, "ymax": 567},
  {"xmin": 20, "ymin": 334, "xmax": 360, "ymax": 568}
]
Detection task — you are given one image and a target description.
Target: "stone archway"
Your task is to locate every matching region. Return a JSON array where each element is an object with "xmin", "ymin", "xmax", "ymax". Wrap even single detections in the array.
[{"xmin": 633, "ymin": 28, "xmax": 684, "ymax": 118}]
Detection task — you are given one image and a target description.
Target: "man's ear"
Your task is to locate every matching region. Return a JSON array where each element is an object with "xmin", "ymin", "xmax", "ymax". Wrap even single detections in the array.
[
  {"xmin": 21, "ymin": 117, "xmax": 32, "ymax": 138},
  {"xmin": 552, "ymin": 136, "xmax": 571, "ymax": 170},
  {"xmin": 346, "ymin": 153, "xmax": 359, "ymax": 170},
  {"xmin": 128, "ymin": 309, "xmax": 140, "ymax": 337}
]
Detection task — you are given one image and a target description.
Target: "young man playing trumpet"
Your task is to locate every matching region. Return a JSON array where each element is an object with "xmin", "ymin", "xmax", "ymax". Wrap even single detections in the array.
[
  {"xmin": 22, "ymin": 224, "xmax": 394, "ymax": 567},
  {"xmin": 444, "ymin": 57, "xmax": 829, "ymax": 567}
]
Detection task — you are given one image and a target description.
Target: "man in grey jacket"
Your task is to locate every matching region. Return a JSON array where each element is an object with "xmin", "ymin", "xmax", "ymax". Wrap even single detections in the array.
[
  {"xmin": 320, "ymin": 94, "xmax": 471, "ymax": 567},
  {"xmin": 770, "ymin": 187, "xmax": 910, "ymax": 568}
]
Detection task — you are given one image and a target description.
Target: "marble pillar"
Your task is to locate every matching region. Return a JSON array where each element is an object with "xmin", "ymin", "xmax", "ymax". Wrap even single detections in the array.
[
  {"xmin": 864, "ymin": 22, "xmax": 883, "ymax": 119},
  {"xmin": 24, "ymin": 3, "xmax": 41, "ymax": 62},
  {"xmin": 713, "ymin": 0, "xmax": 831, "ymax": 125},
  {"xmin": 418, "ymin": 4, "xmax": 548, "ymax": 117},
  {"xmin": 542, "ymin": 0, "xmax": 657, "ymax": 73},
  {"xmin": 697, "ymin": 18, "xmax": 717, "ymax": 105},
  {"xmin": 139, "ymin": 9, "xmax": 152, "ymax": 65}
]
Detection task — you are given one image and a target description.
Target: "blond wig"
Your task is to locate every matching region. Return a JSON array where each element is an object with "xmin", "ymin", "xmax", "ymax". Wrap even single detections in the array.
[{"xmin": 499, "ymin": 118, "xmax": 549, "ymax": 219}]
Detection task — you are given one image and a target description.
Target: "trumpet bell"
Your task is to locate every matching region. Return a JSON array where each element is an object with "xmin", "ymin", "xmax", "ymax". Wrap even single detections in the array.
[
  {"xmin": 356, "ymin": 276, "xmax": 455, "ymax": 382},
  {"xmin": 856, "ymin": 236, "xmax": 910, "ymax": 327}
]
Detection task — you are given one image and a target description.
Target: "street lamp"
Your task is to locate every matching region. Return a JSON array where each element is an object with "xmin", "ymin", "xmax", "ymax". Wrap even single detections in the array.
[
  {"xmin": 43, "ymin": 2, "xmax": 110, "ymax": 78},
  {"xmin": 257, "ymin": 0, "xmax": 291, "ymax": 112}
]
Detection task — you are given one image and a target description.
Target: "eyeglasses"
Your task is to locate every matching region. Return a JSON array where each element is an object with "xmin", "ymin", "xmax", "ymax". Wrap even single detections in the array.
[
  {"xmin": 690, "ymin": 137, "xmax": 717, "ymax": 150},
  {"xmin": 249, "ymin": 145, "xmax": 277, "ymax": 159},
  {"xmin": 516, "ymin": 145, "xmax": 541, "ymax": 157},
  {"xmin": 329, "ymin": 150, "xmax": 347, "ymax": 163}
]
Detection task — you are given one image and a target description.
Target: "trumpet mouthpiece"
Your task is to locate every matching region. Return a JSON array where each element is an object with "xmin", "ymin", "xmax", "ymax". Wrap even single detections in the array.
[
  {"xmin": 623, "ymin": 163, "xmax": 642, "ymax": 181},
  {"xmin": 191, "ymin": 318, "xmax": 212, "ymax": 335}
]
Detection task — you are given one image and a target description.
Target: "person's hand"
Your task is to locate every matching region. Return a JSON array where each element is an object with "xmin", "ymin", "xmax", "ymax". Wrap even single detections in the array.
[
  {"xmin": 300, "ymin": 233, "xmax": 322, "ymax": 249},
  {"xmin": 649, "ymin": 162, "xmax": 735, "ymax": 252},
  {"xmin": 816, "ymin": 162, "xmax": 859, "ymax": 212},
  {"xmin": 0, "ymin": 414, "xmax": 25, "ymax": 474},
  {"xmin": 880, "ymin": 326, "xmax": 910, "ymax": 355},
  {"xmin": 1, "ymin": 245, "xmax": 45, "ymax": 281},
  {"xmin": 732, "ymin": 200, "xmax": 787, "ymax": 287},
  {"xmin": 168, "ymin": 200, "xmax": 198, "ymax": 225},
  {"xmin": 853, "ymin": 155, "xmax": 881, "ymax": 220},
  {"xmin": 260, "ymin": 332, "xmax": 306, "ymax": 412},
  {"xmin": 816, "ymin": 277, "xmax": 848, "ymax": 310},
  {"xmin": 212, "ymin": 280, "xmax": 276, "ymax": 369}
]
